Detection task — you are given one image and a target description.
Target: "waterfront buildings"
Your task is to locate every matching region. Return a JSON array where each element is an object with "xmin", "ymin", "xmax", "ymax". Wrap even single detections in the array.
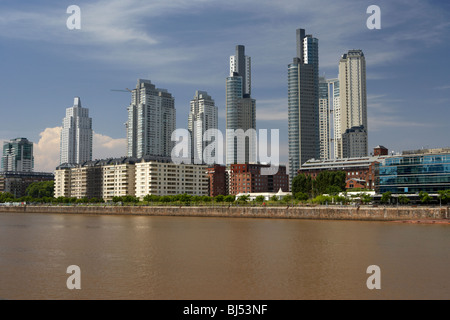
[
  {"xmin": 135, "ymin": 159, "xmax": 208, "ymax": 199},
  {"xmin": 228, "ymin": 163, "xmax": 289, "ymax": 195},
  {"xmin": 337, "ymin": 50, "xmax": 368, "ymax": 158},
  {"xmin": 60, "ymin": 97, "xmax": 93, "ymax": 165},
  {"xmin": 288, "ymin": 28, "xmax": 320, "ymax": 186},
  {"xmin": 126, "ymin": 79, "xmax": 176, "ymax": 159},
  {"xmin": 299, "ymin": 146, "xmax": 390, "ymax": 190},
  {"xmin": 206, "ymin": 164, "xmax": 228, "ymax": 197},
  {"xmin": 54, "ymin": 156, "xmax": 209, "ymax": 200},
  {"xmin": 0, "ymin": 171, "xmax": 54, "ymax": 198},
  {"xmin": 1, "ymin": 138, "xmax": 34, "ymax": 172},
  {"xmin": 188, "ymin": 91, "xmax": 218, "ymax": 164},
  {"xmin": 375, "ymin": 148, "xmax": 450, "ymax": 194},
  {"xmin": 226, "ymin": 45, "xmax": 256, "ymax": 165}
]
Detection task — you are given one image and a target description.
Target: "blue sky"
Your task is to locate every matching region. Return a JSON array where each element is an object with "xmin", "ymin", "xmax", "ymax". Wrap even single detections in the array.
[{"xmin": 1, "ymin": 0, "xmax": 449, "ymax": 172}]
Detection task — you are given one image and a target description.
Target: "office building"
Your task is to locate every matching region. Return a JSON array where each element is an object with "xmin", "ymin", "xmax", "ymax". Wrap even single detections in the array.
[
  {"xmin": 126, "ymin": 79, "xmax": 176, "ymax": 159},
  {"xmin": 226, "ymin": 45, "xmax": 256, "ymax": 165},
  {"xmin": 2, "ymin": 138, "xmax": 34, "ymax": 172},
  {"xmin": 376, "ymin": 148, "xmax": 450, "ymax": 194},
  {"xmin": 188, "ymin": 91, "xmax": 218, "ymax": 164},
  {"xmin": 0, "ymin": 171, "xmax": 54, "ymax": 198},
  {"xmin": 288, "ymin": 28, "xmax": 320, "ymax": 186},
  {"xmin": 60, "ymin": 97, "xmax": 93, "ymax": 165},
  {"xmin": 342, "ymin": 125, "xmax": 368, "ymax": 158},
  {"xmin": 337, "ymin": 50, "xmax": 368, "ymax": 158}
]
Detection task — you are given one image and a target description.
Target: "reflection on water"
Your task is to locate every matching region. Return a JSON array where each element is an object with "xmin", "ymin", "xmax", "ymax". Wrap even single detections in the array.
[{"xmin": 0, "ymin": 212, "xmax": 449, "ymax": 300}]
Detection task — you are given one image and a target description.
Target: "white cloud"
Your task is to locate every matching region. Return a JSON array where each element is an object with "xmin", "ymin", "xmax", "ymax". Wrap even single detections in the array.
[{"xmin": 33, "ymin": 127, "xmax": 126, "ymax": 172}]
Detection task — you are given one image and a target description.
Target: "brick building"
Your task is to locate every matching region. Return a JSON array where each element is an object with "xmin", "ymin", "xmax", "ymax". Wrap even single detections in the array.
[{"xmin": 229, "ymin": 164, "xmax": 289, "ymax": 195}]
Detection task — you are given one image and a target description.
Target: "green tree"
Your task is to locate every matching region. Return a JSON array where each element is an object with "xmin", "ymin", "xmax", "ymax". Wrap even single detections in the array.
[
  {"xmin": 398, "ymin": 195, "xmax": 410, "ymax": 205},
  {"xmin": 437, "ymin": 190, "xmax": 450, "ymax": 205},
  {"xmin": 294, "ymin": 192, "xmax": 309, "ymax": 201},
  {"xmin": 291, "ymin": 174, "xmax": 313, "ymax": 196},
  {"xmin": 254, "ymin": 195, "xmax": 265, "ymax": 203},
  {"xmin": 270, "ymin": 195, "xmax": 279, "ymax": 202},
  {"xmin": 314, "ymin": 171, "xmax": 346, "ymax": 195},
  {"xmin": 143, "ymin": 194, "xmax": 160, "ymax": 203},
  {"xmin": 224, "ymin": 195, "xmax": 235, "ymax": 203},
  {"xmin": 26, "ymin": 181, "xmax": 54, "ymax": 198},
  {"xmin": 281, "ymin": 194, "xmax": 293, "ymax": 204},
  {"xmin": 214, "ymin": 195, "xmax": 225, "ymax": 203},
  {"xmin": 312, "ymin": 195, "xmax": 332, "ymax": 205},
  {"xmin": 380, "ymin": 191, "xmax": 392, "ymax": 204},
  {"xmin": 359, "ymin": 193, "xmax": 372, "ymax": 204},
  {"xmin": 419, "ymin": 191, "xmax": 433, "ymax": 204}
]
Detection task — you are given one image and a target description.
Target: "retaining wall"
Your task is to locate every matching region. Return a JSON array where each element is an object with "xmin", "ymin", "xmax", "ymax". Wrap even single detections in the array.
[{"xmin": 0, "ymin": 205, "xmax": 448, "ymax": 221}]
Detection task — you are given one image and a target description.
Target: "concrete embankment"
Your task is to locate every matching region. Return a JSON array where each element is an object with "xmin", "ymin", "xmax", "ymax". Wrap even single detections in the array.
[{"xmin": 0, "ymin": 205, "xmax": 449, "ymax": 221}]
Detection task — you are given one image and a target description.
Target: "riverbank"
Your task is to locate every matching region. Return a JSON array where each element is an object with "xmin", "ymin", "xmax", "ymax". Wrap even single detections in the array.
[{"xmin": 0, "ymin": 205, "xmax": 449, "ymax": 221}]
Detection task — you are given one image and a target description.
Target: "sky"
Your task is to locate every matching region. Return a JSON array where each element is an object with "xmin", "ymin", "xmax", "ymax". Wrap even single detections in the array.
[{"xmin": 0, "ymin": 0, "xmax": 449, "ymax": 172}]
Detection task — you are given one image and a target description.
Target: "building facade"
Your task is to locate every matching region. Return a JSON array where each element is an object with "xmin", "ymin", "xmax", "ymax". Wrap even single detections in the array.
[
  {"xmin": 206, "ymin": 164, "xmax": 228, "ymax": 197},
  {"xmin": 337, "ymin": 50, "xmax": 367, "ymax": 158},
  {"xmin": 126, "ymin": 79, "xmax": 176, "ymax": 159},
  {"xmin": 226, "ymin": 45, "xmax": 256, "ymax": 165},
  {"xmin": 229, "ymin": 163, "xmax": 289, "ymax": 195},
  {"xmin": 375, "ymin": 148, "xmax": 450, "ymax": 194},
  {"xmin": 299, "ymin": 148, "xmax": 390, "ymax": 190},
  {"xmin": 60, "ymin": 97, "xmax": 93, "ymax": 165},
  {"xmin": 288, "ymin": 28, "xmax": 320, "ymax": 186},
  {"xmin": 135, "ymin": 160, "xmax": 208, "ymax": 200},
  {"xmin": 188, "ymin": 91, "xmax": 218, "ymax": 164},
  {"xmin": 0, "ymin": 171, "xmax": 54, "ymax": 198},
  {"xmin": 342, "ymin": 125, "xmax": 368, "ymax": 159},
  {"xmin": 54, "ymin": 156, "xmax": 209, "ymax": 200},
  {"xmin": 2, "ymin": 138, "xmax": 34, "ymax": 172}
]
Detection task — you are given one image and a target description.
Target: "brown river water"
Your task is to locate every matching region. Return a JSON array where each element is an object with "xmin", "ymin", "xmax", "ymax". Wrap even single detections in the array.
[{"xmin": 0, "ymin": 212, "xmax": 448, "ymax": 300}]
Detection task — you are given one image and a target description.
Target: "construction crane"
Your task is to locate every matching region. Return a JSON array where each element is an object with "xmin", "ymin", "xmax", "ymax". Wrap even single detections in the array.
[{"xmin": 111, "ymin": 88, "xmax": 132, "ymax": 92}]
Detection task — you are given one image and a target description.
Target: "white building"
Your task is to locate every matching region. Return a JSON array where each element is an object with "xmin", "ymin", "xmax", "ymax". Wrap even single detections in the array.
[
  {"xmin": 1, "ymin": 138, "xmax": 34, "ymax": 172},
  {"xmin": 60, "ymin": 97, "xmax": 93, "ymax": 165},
  {"xmin": 188, "ymin": 91, "xmax": 218, "ymax": 164},
  {"xmin": 126, "ymin": 79, "xmax": 176, "ymax": 159},
  {"xmin": 134, "ymin": 160, "xmax": 209, "ymax": 200},
  {"xmin": 337, "ymin": 50, "xmax": 368, "ymax": 158}
]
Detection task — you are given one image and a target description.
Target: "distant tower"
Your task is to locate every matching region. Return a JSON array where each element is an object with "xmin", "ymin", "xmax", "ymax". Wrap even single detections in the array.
[
  {"xmin": 60, "ymin": 97, "xmax": 93, "ymax": 165},
  {"xmin": 226, "ymin": 45, "xmax": 256, "ymax": 165},
  {"xmin": 1, "ymin": 138, "xmax": 34, "ymax": 172},
  {"xmin": 188, "ymin": 90, "xmax": 218, "ymax": 163},
  {"xmin": 337, "ymin": 49, "xmax": 368, "ymax": 158},
  {"xmin": 288, "ymin": 28, "xmax": 320, "ymax": 186},
  {"xmin": 126, "ymin": 79, "xmax": 176, "ymax": 158}
]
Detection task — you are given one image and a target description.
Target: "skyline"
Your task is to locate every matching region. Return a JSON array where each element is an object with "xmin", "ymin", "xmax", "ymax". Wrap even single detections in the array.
[{"xmin": 1, "ymin": 0, "xmax": 450, "ymax": 172}]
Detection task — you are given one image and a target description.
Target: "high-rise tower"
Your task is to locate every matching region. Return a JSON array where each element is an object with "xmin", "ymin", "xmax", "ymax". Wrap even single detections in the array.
[
  {"xmin": 60, "ymin": 97, "xmax": 93, "ymax": 165},
  {"xmin": 126, "ymin": 79, "xmax": 176, "ymax": 159},
  {"xmin": 226, "ymin": 45, "xmax": 256, "ymax": 165},
  {"xmin": 2, "ymin": 138, "xmax": 34, "ymax": 172},
  {"xmin": 337, "ymin": 49, "xmax": 368, "ymax": 158},
  {"xmin": 288, "ymin": 28, "xmax": 320, "ymax": 186},
  {"xmin": 188, "ymin": 90, "xmax": 218, "ymax": 164}
]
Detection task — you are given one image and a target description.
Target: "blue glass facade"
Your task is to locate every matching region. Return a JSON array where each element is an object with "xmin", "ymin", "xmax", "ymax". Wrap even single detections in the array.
[{"xmin": 375, "ymin": 152, "xmax": 450, "ymax": 194}]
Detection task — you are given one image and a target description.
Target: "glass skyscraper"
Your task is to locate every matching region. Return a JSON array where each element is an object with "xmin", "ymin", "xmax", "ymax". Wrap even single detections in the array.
[
  {"xmin": 226, "ymin": 45, "xmax": 256, "ymax": 165},
  {"xmin": 1, "ymin": 138, "xmax": 34, "ymax": 172},
  {"xmin": 288, "ymin": 28, "xmax": 320, "ymax": 187}
]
